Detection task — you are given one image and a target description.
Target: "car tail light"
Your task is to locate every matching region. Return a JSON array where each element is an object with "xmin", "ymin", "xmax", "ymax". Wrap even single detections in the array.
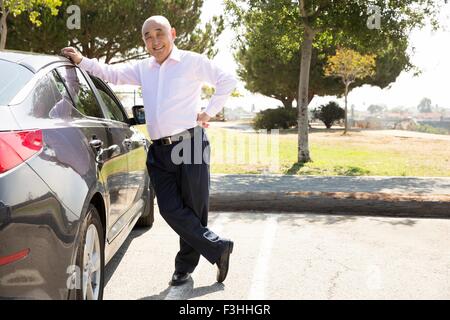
[
  {"xmin": 0, "ymin": 130, "xmax": 43, "ymax": 174},
  {"xmin": 0, "ymin": 248, "xmax": 30, "ymax": 266}
]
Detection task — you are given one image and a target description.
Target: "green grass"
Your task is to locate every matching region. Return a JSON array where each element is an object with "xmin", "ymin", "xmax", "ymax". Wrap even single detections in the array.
[
  {"xmin": 135, "ymin": 125, "xmax": 450, "ymax": 177},
  {"xmin": 208, "ymin": 127, "xmax": 450, "ymax": 176},
  {"xmin": 279, "ymin": 144, "xmax": 411, "ymax": 176}
]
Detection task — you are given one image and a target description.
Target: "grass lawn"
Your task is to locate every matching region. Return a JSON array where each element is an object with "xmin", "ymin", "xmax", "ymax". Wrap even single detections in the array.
[{"xmin": 136, "ymin": 125, "xmax": 450, "ymax": 177}]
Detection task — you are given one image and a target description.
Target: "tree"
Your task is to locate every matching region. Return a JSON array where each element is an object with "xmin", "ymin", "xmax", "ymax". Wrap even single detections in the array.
[
  {"xmin": 312, "ymin": 101, "xmax": 345, "ymax": 129},
  {"xmin": 226, "ymin": 0, "xmax": 442, "ymax": 163},
  {"xmin": 227, "ymin": 3, "xmax": 416, "ymax": 111},
  {"xmin": 324, "ymin": 48, "xmax": 376, "ymax": 134},
  {"xmin": 226, "ymin": 1, "xmax": 418, "ymax": 110},
  {"xmin": 368, "ymin": 104, "xmax": 385, "ymax": 114},
  {"xmin": 295, "ymin": 0, "xmax": 440, "ymax": 162},
  {"xmin": 227, "ymin": 2, "xmax": 344, "ymax": 109},
  {"xmin": 0, "ymin": 0, "xmax": 61, "ymax": 49},
  {"xmin": 7, "ymin": 0, "xmax": 224, "ymax": 62},
  {"xmin": 417, "ymin": 97, "xmax": 433, "ymax": 113},
  {"xmin": 232, "ymin": 4, "xmax": 301, "ymax": 109},
  {"xmin": 201, "ymin": 85, "xmax": 242, "ymax": 100}
]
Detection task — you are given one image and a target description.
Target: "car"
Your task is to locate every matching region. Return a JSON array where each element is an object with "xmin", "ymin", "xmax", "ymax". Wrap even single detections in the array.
[{"xmin": 0, "ymin": 50, "xmax": 155, "ymax": 300}]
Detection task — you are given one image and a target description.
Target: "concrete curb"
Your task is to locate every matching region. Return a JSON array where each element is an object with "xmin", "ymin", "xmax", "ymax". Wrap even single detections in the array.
[{"xmin": 209, "ymin": 191, "xmax": 450, "ymax": 218}]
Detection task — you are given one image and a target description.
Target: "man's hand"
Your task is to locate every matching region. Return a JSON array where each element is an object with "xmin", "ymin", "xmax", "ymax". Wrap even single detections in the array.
[
  {"xmin": 197, "ymin": 112, "xmax": 211, "ymax": 129},
  {"xmin": 61, "ymin": 47, "xmax": 83, "ymax": 65}
]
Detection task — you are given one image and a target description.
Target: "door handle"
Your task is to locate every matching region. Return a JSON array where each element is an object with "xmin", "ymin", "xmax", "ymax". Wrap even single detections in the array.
[
  {"xmin": 89, "ymin": 138, "xmax": 107, "ymax": 163},
  {"xmin": 89, "ymin": 139, "xmax": 104, "ymax": 151}
]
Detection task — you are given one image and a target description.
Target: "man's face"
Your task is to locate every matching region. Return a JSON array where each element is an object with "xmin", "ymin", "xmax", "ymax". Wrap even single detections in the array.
[{"xmin": 142, "ymin": 20, "xmax": 176, "ymax": 65}]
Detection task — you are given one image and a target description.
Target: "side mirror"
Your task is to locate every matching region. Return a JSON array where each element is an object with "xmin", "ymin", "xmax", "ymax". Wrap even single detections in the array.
[{"xmin": 132, "ymin": 105, "xmax": 146, "ymax": 125}]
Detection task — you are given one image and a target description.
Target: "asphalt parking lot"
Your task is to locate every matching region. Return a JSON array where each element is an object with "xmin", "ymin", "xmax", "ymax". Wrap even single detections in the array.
[{"xmin": 104, "ymin": 208, "xmax": 450, "ymax": 300}]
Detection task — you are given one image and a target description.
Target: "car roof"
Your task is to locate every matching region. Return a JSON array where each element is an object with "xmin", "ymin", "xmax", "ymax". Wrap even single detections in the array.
[{"xmin": 0, "ymin": 50, "xmax": 72, "ymax": 73}]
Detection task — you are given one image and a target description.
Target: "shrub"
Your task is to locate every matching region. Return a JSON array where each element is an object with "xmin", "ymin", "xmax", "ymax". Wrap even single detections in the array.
[
  {"xmin": 312, "ymin": 101, "xmax": 345, "ymax": 129},
  {"xmin": 415, "ymin": 124, "xmax": 449, "ymax": 135},
  {"xmin": 253, "ymin": 107, "xmax": 297, "ymax": 130}
]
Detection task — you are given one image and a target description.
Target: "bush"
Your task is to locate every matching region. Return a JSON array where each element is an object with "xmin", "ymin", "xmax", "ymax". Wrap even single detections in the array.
[
  {"xmin": 415, "ymin": 124, "xmax": 449, "ymax": 135},
  {"xmin": 312, "ymin": 101, "xmax": 345, "ymax": 129},
  {"xmin": 253, "ymin": 107, "xmax": 297, "ymax": 130}
]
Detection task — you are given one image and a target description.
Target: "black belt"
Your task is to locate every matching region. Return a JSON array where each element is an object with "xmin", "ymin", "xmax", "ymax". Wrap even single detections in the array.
[{"xmin": 151, "ymin": 127, "xmax": 198, "ymax": 146}]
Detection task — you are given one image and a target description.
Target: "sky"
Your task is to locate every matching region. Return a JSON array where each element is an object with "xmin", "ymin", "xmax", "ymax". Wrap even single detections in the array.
[{"xmin": 200, "ymin": 0, "xmax": 450, "ymax": 112}]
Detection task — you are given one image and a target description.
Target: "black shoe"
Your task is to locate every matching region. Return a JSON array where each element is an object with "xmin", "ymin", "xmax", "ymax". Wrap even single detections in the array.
[
  {"xmin": 216, "ymin": 240, "xmax": 234, "ymax": 283},
  {"xmin": 169, "ymin": 271, "xmax": 191, "ymax": 286}
]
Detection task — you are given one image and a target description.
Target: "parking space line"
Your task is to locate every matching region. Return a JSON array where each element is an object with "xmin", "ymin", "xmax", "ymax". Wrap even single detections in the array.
[{"xmin": 248, "ymin": 215, "xmax": 278, "ymax": 300}]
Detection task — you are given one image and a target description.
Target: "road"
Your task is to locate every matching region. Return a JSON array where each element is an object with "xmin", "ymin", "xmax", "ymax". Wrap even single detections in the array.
[{"xmin": 104, "ymin": 208, "xmax": 450, "ymax": 300}]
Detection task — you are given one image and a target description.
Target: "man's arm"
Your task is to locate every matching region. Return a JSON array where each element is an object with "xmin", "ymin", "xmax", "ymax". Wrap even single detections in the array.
[
  {"xmin": 195, "ymin": 54, "xmax": 238, "ymax": 119},
  {"xmin": 61, "ymin": 47, "xmax": 141, "ymax": 86}
]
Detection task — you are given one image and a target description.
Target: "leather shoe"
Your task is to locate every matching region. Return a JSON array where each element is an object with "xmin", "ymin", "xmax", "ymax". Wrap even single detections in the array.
[
  {"xmin": 216, "ymin": 240, "xmax": 234, "ymax": 283},
  {"xmin": 169, "ymin": 271, "xmax": 191, "ymax": 286}
]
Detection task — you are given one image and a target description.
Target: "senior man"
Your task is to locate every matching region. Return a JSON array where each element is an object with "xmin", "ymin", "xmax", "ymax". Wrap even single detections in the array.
[{"xmin": 62, "ymin": 15, "xmax": 237, "ymax": 286}]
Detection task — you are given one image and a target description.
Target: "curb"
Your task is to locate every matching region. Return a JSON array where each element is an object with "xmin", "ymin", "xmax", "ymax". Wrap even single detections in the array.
[{"xmin": 209, "ymin": 191, "xmax": 450, "ymax": 218}]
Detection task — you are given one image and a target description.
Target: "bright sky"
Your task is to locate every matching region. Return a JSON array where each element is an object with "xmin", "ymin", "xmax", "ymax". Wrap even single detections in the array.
[{"xmin": 201, "ymin": 0, "xmax": 450, "ymax": 112}]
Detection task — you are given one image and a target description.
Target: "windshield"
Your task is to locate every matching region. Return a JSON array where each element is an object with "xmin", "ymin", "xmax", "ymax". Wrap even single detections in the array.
[{"xmin": 0, "ymin": 60, "xmax": 33, "ymax": 105}]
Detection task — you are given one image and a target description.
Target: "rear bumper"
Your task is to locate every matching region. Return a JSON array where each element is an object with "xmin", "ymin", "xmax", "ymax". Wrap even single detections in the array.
[{"xmin": 0, "ymin": 163, "xmax": 79, "ymax": 300}]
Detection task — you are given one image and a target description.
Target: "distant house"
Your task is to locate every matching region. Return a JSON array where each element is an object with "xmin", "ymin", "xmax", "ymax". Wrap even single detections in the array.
[
  {"xmin": 413, "ymin": 112, "xmax": 450, "ymax": 133},
  {"xmin": 414, "ymin": 112, "xmax": 446, "ymax": 121},
  {"xmin": 383, "ymin": 112, "xmax": 408, "ymax": 120}
]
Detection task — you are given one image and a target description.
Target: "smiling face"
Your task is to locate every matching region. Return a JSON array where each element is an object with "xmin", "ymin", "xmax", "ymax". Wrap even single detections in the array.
[{"xmin": 142, "ymin": 16, "xmax": 176, "ymax": 65}]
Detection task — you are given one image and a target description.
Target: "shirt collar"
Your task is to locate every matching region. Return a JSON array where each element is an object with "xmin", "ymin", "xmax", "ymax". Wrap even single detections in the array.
[
  {"xmin": 149, "ymin": 45, "xmax": 181, "ymax": 68},
  {"xmin": 169, "ymin": 45, "xmax": 181, "ymax": 62}
]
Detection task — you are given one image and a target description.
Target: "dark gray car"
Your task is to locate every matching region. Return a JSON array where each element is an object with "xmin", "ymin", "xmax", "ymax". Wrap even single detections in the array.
[{"xmin": 0, "ymin": 51, "xmax": 154, "ymax": 300}]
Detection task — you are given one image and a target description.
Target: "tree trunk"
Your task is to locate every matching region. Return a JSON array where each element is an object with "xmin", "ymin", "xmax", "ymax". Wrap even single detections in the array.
[
  {"xmin": 344, "ymin": 83, "xmax": 349, "ymax": 134},
  {"xmin": 0, "ymin": 4, "xmax": 8, "ymax": 50},
  {"xmin": 297, "ymin": 25, "xmax": 315, "ymax": 163},
  {"xmin": 281, "ymin": 97, "xmax": 293, "ymax": 109}
]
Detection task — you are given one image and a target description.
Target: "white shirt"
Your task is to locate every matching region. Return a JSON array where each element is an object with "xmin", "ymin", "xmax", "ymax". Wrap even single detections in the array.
[{"xmin": 78, "ymin": 46, "xmax": 237, "ymax": 140}]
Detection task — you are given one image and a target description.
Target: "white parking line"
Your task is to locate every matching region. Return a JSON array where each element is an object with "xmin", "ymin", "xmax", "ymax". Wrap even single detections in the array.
[
  {"xmin": 164, "ymin": 214, "xmax": 229, "ymax": 300},
  {"xmin": 248, "ymin": 215, "xmax": 278, "ymax": 300}
]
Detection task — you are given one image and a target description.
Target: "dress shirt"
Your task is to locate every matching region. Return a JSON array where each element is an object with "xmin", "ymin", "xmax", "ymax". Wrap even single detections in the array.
[{"xmin": 78, "ymin": 46, "xmax": 237, "ymax": 140}]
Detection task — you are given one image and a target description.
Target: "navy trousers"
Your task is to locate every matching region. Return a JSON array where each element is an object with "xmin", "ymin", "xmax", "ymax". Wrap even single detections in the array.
[{"xmin": 146, "ymin": 127, "xmax": 227, "ymax": 273}]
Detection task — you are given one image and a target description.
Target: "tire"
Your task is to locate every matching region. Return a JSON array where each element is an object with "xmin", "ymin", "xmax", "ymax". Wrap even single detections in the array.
[
  {"xmin": 74, "ymin": 204, "xmax": 105, "ymax": 300},
  {"xmin": 136, "ymin": 182, "xmax": 155, "ymax": 228}
]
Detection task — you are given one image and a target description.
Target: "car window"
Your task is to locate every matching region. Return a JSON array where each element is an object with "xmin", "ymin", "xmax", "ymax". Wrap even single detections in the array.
[
  {"xmin": 47, "ymin": 70, "xmax": 85, "ymax": 119},
  {"xmin": 91, "ymin": 78, "xmax": 127, "ymax": 123},
  {"xmin": 28, "ymin": 74, "xmax": 64, "ymax": 118},
  {"xmin": 56, "ymin": 66, "xmax": 104, "ymax": 119},
  {"xmin": 0, "ymin": 60, "xmax": 33, "ymax": 105}
]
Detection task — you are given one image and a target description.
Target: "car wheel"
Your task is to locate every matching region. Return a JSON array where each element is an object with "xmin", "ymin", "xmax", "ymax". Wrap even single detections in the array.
[
  {"xmin": 75, "ymin": 204, "xmax": 105, "ymax": 300},
  {"xmin": 136, "ymin": 181, "xmax": 155, "ymax": 228}
]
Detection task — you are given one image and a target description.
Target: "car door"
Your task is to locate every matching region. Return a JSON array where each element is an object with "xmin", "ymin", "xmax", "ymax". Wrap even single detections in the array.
[
  {"xmin": 56, "ymin": 66, "xmax": 130, "ymax": 237},
  {"xmin": 87, "ymin": 76, "xmax": 148, "ymax": 238}
]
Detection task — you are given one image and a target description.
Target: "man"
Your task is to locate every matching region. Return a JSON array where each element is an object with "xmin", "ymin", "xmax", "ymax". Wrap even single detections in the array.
[{"xmin": 62, "ymin": 15, "xmax": 236, "ymax": 286}]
